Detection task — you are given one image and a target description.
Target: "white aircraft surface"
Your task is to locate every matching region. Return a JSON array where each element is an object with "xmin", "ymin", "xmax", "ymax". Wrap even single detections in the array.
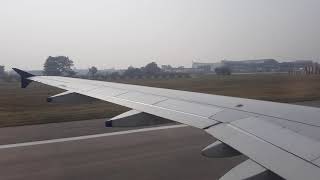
[{"xmin": 13, "ymin": 68, "xmax": 320, "ymax": 180}]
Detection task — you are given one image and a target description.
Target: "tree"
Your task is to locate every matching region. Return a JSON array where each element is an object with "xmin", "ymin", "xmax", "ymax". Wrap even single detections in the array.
[
  {"xmin": 65, "ymin": 69, "xmax": 77, "ymax": 77},
  {"xmin": 0, "ymin": 65, "xmax": 6, "ymax": 81},
  {"xmin": 0, "ymin": 65, "xmax": 5, "ymax": 78},
  {"xmin": 124, "ymin": 66, "xmax": 142, "ymax": 77},
  {"xmin": 122, "ymin": 62, "xmax": 163, "ymax": 79},
  {"xmin": 43, "ymin": 56, "xmax": 75, "ymax": 76},
  {"xmin": 215, "ymin": 66, "xmax": 231, "ymax": 75},
  {"xmin": 143, "ymin": 62, "xmax": 161, "ymax": 75},
  {"xmin": 109, "ymin": 72, "xmax": 119, "ymax": 80},
  {"xmin": 88, "ymin": 66, "xmax": 98, "ymax": 77}
]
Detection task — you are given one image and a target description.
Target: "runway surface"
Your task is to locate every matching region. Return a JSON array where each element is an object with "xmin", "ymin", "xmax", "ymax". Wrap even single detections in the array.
[
  {"xmin": 0, "ymin": 100, "xmax": 318, "ymax": 180},
  {"xmin": 0, "ymin": 120, "xmax": 245, "ymax": 180}
]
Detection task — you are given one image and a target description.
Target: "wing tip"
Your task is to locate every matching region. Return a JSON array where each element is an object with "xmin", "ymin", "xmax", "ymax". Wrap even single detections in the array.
[
  {"xmin": 12, "ymin": 68, "xmax": 35, "ymax": 78},
  {"xmin": 12, "ymin": 68, "xmax": 35, "ymax": 88}
]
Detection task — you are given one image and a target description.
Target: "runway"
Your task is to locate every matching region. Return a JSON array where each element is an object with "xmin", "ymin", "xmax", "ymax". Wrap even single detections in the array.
[
  {"xmin": 0, "ymin": 124, "xmax": 188, "ymax": 149},
  {"xmin": 0, "ymin": 120, "xmax": 245, "ymax": 180}
]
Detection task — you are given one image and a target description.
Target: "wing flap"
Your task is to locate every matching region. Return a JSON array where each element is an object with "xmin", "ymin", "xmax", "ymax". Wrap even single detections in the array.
[
  {"xmin": 206, "ymin": 123, "xmax": 320, "ymax": 180},
  {"xmin": 219, "ymin": 159, "xmax": 275, "ymax": 180},
  {"xmin": 231, "ymin": 117, "xmax": 320, "ymax": 162}
]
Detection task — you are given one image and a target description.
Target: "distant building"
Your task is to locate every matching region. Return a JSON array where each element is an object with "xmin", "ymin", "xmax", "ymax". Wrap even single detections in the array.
[
  {"xmin": 192, "ymin": 59, "xmax": 314, "ymax": 73},
  {"xmin": 279, "ymin": 60, "xmax": 313, "ymax": 72},
  {"xmin": 221, "ymin": 59, "xmax": 279, "ymax": 73},
  {"xmin": 192, "ymin": 62, "xmax": 223, "ymax": 72},
  {"xmin": 161, "ymin": 65, "xmax": 200, "ymax": 73}
]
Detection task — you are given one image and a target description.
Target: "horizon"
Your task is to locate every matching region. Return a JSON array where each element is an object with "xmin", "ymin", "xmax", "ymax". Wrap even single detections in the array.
[{"xmin": 4, "ymin": 58, "xmax": 316, "ymax": 72}]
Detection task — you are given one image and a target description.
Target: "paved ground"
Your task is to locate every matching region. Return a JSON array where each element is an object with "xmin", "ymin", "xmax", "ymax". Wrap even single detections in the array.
[
  {"xmin": 0, "ymin": 118, "xmax": 133, "ymax": 145},
  {"xmin": 0, "ymin": 100, "xmax": 318, "ymax": 180},
  {"xmin": 0, "ymin": 124, "xmax": 245, "ymax": 180}
]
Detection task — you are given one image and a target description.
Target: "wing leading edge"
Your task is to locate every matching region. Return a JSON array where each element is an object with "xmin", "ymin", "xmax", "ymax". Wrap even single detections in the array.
[{"xmin": 13, "ymin": 68, "xmax": 320, "ymax": 180}]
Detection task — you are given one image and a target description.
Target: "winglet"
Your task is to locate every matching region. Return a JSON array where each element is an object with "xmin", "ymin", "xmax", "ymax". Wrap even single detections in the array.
[{"xmin": 12, "ymin": 68, "xmax": 35, "ymax": 88}]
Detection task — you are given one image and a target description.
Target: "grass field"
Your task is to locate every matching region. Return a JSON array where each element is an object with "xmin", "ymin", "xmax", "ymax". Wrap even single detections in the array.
[{"xmin": 1, "ymin": 74, "xmax": 320, "ymax": 127}]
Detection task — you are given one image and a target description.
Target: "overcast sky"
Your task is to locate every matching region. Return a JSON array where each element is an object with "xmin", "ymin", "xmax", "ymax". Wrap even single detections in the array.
[{"xmin": 1, "ymin": 0, "xmax": 319, "ymax": 70}]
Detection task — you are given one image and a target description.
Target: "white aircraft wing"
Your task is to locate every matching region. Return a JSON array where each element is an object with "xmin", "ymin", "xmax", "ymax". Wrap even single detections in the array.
[{"xmin": 13, "ymin": 68, "xmax": 320, "ymax": 180}]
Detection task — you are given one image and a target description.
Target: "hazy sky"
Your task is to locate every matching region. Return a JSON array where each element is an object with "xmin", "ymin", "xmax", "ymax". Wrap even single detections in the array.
[{"xmin": 1, "ymin": 0, "xmax": 320, "ymax": 70}]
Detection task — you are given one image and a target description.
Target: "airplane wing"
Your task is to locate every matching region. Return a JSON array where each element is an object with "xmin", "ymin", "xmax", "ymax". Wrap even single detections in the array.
[{"xmin": 13, "ymin": 68, "xmax": 320, "ymax": 180}]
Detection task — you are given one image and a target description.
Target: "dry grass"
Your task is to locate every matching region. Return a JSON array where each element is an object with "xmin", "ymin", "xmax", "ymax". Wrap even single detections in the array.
[
  {"xmin": 0, "ymin": 82, "xmax": 128, "ymax": 127},
  {"xmin": 1, "ymin": 74, "xmax": 320, "ymax": 127}
]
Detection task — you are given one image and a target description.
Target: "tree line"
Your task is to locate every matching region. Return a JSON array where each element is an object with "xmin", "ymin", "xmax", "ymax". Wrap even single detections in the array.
[
  {"xmin": 0, "ymin": 56, "xmax": 190, "ymax": 82},
  {"xmin": 43, "ymin": 56, "xmax": 190, "ymax": 80},
  {"xmin": 42, "ymin": 56, "xmax": 231, "ymax": 77},
  {"xmin": 0, "ymin": 65, "xmax": 19, "ymax": 82},
  {"xmin": 1, "ymin": 55, "xmax": 234, "ymax": 83},
  {"xmin": 85, "ymin": 62, "xmax": 190, "ymax": 80}
]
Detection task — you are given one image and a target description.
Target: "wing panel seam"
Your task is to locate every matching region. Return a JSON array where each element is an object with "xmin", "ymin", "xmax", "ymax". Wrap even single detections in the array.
[{"xmin": 229, "ymin": 122, "xmax": 320, "ymax": 168}]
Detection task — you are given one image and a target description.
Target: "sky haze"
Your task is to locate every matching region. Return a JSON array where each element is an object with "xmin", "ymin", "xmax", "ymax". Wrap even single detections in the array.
[{"xmin": 1, "ymin": 0, "xmax": 319, "ymax": 70}]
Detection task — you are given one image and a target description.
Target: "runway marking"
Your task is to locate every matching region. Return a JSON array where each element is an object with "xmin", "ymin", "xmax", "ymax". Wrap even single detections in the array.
[{"xmin": 0, "ymin": 124, "xmax": 188, "ymax": 150}]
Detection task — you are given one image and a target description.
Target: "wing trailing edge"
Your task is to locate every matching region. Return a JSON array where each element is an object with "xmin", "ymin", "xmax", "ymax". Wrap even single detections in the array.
[{"xmin": 219, "ymin": 159, "xmax": 282, "ymax": 180}]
